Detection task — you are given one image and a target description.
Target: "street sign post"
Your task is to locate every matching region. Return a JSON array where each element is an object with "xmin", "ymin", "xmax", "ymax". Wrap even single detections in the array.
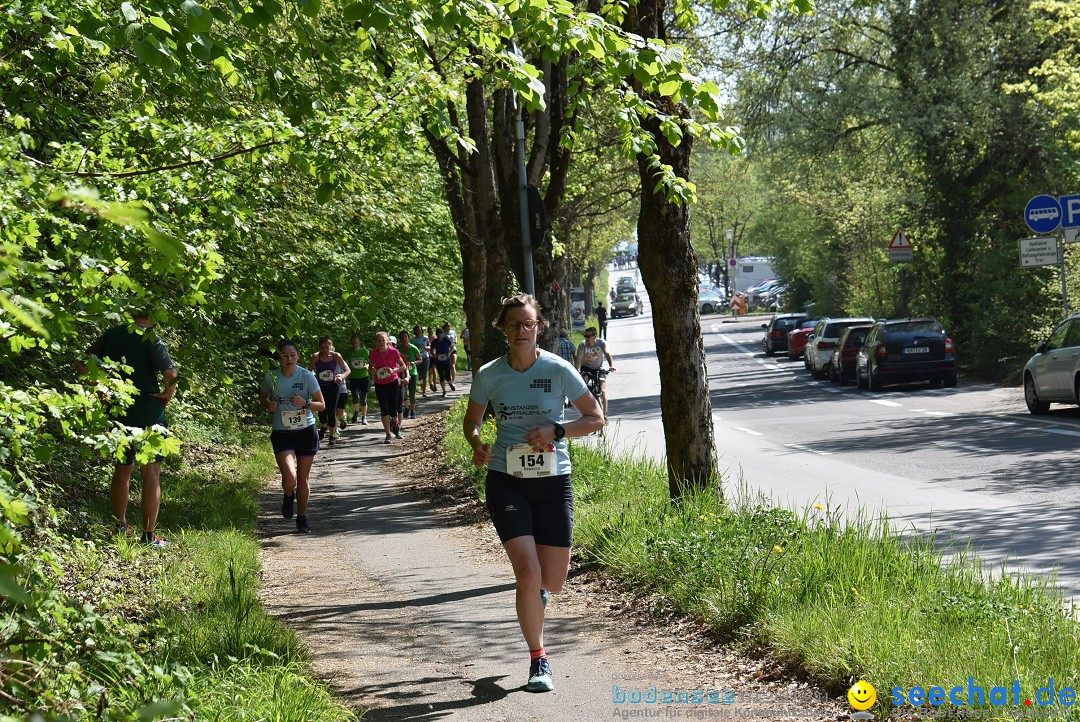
[
  {"xmin": 888, "ymin": 228, "xmax": 913, "ymax": 263},
  {"xmin": 1025, "ymin": 195, "xmax": 1062, "ymax": 234},
  {"xmin": 1019, "ymin": 237, "xmax": 1059, "ymax": 268}
]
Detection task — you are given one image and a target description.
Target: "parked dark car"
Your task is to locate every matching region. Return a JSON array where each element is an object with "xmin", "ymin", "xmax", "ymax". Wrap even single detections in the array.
[
  {"xmin": 856, "ymin": 318, "xmax": 957, "ymax": 390},
  {"xmin": 828, "ymin": 324, "xmax": 873, "ymax": 384},
  {"xmin": 761, "ymin": 313, "xmax": 809, "ymax": 356},
  {"xmin": 611, "ymin": 292, "xmax": 643, "ymax": 318},
  {"xmin": 787, "ymin": 319, "xmax": 819, "ymax": 360},
  {"xmin": 1022, "ymin": 312, "xmax": 1080, "ymax": 414}
]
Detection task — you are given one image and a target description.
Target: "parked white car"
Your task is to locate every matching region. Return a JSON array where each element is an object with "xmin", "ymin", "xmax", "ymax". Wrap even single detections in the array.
[
  {"xmin": 806, "ymin": 317, "xmax": 875, "ymax": 378},
  {"xmin": 699, "ymin": 288, "xmax": 726, "ymax": 315},
  {"xmin": 1023, "ymin": 313, "xmax": 1080, "ymax": 413}
]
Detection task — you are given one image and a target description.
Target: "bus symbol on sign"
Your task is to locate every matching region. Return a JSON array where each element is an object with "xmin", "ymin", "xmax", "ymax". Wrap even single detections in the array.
[{"xmin": 1025, "ymin": 195, "xmax": 1062, "ymax": 234}]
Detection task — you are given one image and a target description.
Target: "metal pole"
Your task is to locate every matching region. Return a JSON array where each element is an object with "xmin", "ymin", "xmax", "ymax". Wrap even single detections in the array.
[
  {"xmin": 1061, "ymin": 231, "xmax": 1069, "ymax": 317},
  {"xmin": 510, "ymin": 41, "xmax": 535, "ymax": 296}
]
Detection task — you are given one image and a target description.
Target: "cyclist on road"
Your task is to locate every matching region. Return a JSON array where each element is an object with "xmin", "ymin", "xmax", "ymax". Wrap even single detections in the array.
[
  {"xmin": 575, "ymin": 327, "xmax": 615, "ymax": 418},
  {"xmin": 463, "ymin": 294, "xmax": 604, "ymax": 693}
]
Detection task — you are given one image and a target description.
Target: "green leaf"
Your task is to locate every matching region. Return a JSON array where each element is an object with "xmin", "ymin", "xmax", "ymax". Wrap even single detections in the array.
[
  {"xmin": 0, "ymin": 566, "xmax": 30, "ymax": 606},
  {"xmin": 658, "ymin": 79, "xmax": 681, "ymax": 97},
  {"xmin": 183, "ymin": 1, "xmax": 213, "ymax": 34},
  {"xmin": 298, "ymin": 0, "xmax": 322, "ymax": 18},
  {"xmin": 148, "ymin": 16, "xmax": 173, "ymax": 34},
  {"xmin": 144, "ymin": 228, "xmax": 182, "ymax": 259},
  {"xmin": 137, "ymin": 701, "xmax": 184, "ymax": 721},
  {"xmin": 121, "ymin": 2, "xmax": 139, "ymax": 23},
  {"xmin": 343, "ymin": 1, "xmax": 367, "ymax": 21},
  {"xmin": 315, "ymin": 182, "xmax": 335, "ymax": 204}
]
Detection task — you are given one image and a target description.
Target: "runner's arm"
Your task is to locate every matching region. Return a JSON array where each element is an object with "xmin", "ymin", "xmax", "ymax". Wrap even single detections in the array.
[
  {"xmin": 333, "ymin": 352, "xmax": 351, "ymax": 381},
  {"xmin": 462, "ymin": 399, "xmax": 493, "ymax": 466}
]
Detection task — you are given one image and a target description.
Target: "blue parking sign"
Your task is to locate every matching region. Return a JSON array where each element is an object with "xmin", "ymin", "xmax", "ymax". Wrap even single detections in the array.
[
  {"xmin": 1025, "ymin": 194, "xmax": 1062, "ymax": 234},
  {"xmin": 1060, "ymin": 195, "xmax": 1080, "ymax": 229}
]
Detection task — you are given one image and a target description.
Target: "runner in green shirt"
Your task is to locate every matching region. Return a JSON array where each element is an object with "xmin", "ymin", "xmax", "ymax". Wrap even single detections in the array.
[
  {"xmin": 345, "ymin": 335, "xmax": 371, "ymax": 424},
  {"xmin": 397, "ymin": 330, "xmax": 422, "ymax": 421}
]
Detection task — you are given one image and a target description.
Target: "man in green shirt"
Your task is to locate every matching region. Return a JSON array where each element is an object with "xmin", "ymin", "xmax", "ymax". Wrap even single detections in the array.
[{"xmin": 79, "ymin": 312, "xmax": 178, "ymax": 547}]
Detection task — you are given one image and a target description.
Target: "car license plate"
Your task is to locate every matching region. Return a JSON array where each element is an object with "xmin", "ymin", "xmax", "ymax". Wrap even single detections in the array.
[{"xmin": 903, "ymin": 347, "xmax": 930, "ymax": 354}]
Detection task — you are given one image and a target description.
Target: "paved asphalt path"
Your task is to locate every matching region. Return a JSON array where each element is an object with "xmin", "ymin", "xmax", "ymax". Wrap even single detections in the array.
[
  {"xmin": 257, "ymin": 381, "xmax": 785, "ymax": 720},
  {"xmin": 595, "ymin": 276, "xmax": 1080, "ymax": 600}
]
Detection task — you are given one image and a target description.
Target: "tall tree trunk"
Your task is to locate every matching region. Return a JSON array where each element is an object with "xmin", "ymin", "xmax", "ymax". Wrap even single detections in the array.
[{"xmin": 629, "ymin": 1, "xmax": 717, "ymax": 498}]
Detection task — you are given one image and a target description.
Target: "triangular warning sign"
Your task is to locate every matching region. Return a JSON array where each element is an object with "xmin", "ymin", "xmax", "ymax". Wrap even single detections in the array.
[{"xmin": 889, "ymin": 228, "xmax": 913, "ymax": 250}]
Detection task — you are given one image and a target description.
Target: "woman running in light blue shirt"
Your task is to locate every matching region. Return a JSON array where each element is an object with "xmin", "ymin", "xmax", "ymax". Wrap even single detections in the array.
[{"xmin": 463, "ymin": 294, "xmax": 604, "ymax": 693}]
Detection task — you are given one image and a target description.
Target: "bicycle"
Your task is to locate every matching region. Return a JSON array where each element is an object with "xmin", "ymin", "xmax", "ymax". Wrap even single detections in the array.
[{"xmin": 580, "ymin": 367, "xmax": 613, "ymax": 425}]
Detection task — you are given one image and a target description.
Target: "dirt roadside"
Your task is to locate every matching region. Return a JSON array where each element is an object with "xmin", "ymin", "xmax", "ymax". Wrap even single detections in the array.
[{"xmin": 256, "ymin": 385, "xmax": 851, "ymax": 721}]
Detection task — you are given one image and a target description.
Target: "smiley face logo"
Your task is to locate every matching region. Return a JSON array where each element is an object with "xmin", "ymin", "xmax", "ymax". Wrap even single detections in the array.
[{"xmin": 848, "ymin": 680, "xmax": 876, "ymax": 711}]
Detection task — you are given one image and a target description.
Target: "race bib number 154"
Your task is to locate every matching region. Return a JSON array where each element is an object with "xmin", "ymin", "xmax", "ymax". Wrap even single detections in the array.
[{"xmin": 506, "ymin": 444, "xmax": 554, "ymax": 478}]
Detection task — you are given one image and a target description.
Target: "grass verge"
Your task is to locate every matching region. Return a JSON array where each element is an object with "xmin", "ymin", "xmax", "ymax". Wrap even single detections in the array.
[
  {"xmin": 444, "ymin": 401, "xmax": 1080, "ymax": 719},
  {"xmin": 23, "ymin": 432, "xmax": 358, "ymax": 721}
]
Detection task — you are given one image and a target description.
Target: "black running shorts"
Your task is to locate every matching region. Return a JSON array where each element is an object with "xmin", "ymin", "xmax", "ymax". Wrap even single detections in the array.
[
  {"xmin": 485, "ymin": 469, "xmax": 573, "ymax": 547},
  {"xmin": 270, "ymin": 425, "xmax": 320, "ymax": 457},
  {"xmin": 349, "ymin": 376, "xmax": 371, "ymax": 403}
]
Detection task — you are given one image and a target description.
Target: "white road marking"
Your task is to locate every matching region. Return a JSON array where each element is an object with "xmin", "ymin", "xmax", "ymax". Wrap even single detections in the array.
[
  {"xmin": 868, "ymin": 399, "xmax": 902, "ymax": 407},
  {"xmin": 785, "ymin": 443, "xmax": 832, "ymax": 456},
  {"xmin": 921, "ymin": 411, "xmax": 955, "ymax": 417},
  {"xmin": 932, "ymin": 440, "xmax": 996, "ymax": 454},
  {"xmin": 980, "ymin": 419, "xmax": 1018, "ymax": 426},
  {"xmin": 735, "ymin": 427, "xmax": 763, "ymax": 436},
  {"xmin": 1043, "ymin": 427, "xmax": 1080, "ymax": 438}
]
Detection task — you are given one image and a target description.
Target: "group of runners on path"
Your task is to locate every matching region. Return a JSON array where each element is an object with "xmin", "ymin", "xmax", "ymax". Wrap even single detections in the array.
[
  {"xmin": 259, "ymin": 327, "xmax": 465, "ymax": 534},
  {"xmin": 82, "ymin": 298, "xmax": 613, "ymax": 695}
]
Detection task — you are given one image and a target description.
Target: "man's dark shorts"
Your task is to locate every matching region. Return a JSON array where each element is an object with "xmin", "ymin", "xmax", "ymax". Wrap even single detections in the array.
[
  {"xmin": 117, "ymin": 420, "xmax": 167, "ymax": 466},
  {"xmin": 270, "ymin": 425, "xmax": 320, "ymax": 457},
  {"xmin": 485, "ymin": 469, "xmax": 573, "ymax": 547},
  {"xmin": 119, "ymin": 444, "xmax": 165, "ymax": 466}
]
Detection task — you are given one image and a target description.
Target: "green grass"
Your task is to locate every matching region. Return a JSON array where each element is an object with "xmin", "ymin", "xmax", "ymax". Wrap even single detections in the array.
[
  {"xmin": 445, "ymin": 401, "xmax": 1080, "ymax": 719},
  {"xmin": 36, "ymin": 433, "xmax": 360, "ymax": 721}
]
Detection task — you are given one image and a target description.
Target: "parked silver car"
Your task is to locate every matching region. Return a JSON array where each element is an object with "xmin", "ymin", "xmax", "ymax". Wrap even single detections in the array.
[
  {"xmin": 1022, "ymin": 313, "xmax": 1080, "ymax": 413},
  {"xmin": 699, "ymin": 288, "xmax": 726, "ymax": 315}
]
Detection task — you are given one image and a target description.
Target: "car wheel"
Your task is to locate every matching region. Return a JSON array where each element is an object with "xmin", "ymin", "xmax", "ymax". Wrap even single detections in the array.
[
  {"xmin": 1025, "ymin": 374, "xmax": 1048, "ymax": 414},
  {"xmin": 857, "ymin": 365, "xmax": 867, "ymax": 389},
  {"xmin": 764, "ymin": 344, "xmax": 774, "ymax": 357},
  {"xmin": 839, "ymin": 368, "xmax": 848, "ymax": 386},
  {"xmin": 944, "ymin": 374, "xmax": 957, "ymax": 388},
  {"xmin": 804, "ymin": 354, "xmax": 811, "ymax": 371},
  {"xmin": 701, "ymin": 303, "xmax": 714, "ymax": 314},
  {"xmin": 868, "ymin": 366, "xmax": 882, "ymax": 391}
]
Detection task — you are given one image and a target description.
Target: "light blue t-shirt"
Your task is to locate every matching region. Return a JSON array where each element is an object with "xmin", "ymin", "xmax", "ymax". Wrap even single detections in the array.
[
  {"xmin": 470, "ymin": 350, "xmax": 589, "ymax": 475},
  {"xmin": 261, "ymin": 367, "xmax": 321, "ymax": 431}
]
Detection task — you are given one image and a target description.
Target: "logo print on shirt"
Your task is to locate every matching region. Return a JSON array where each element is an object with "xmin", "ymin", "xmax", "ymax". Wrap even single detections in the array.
[{"xmin": 530, "ymin": 378, "xmax": 552, "ymax": 393}]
